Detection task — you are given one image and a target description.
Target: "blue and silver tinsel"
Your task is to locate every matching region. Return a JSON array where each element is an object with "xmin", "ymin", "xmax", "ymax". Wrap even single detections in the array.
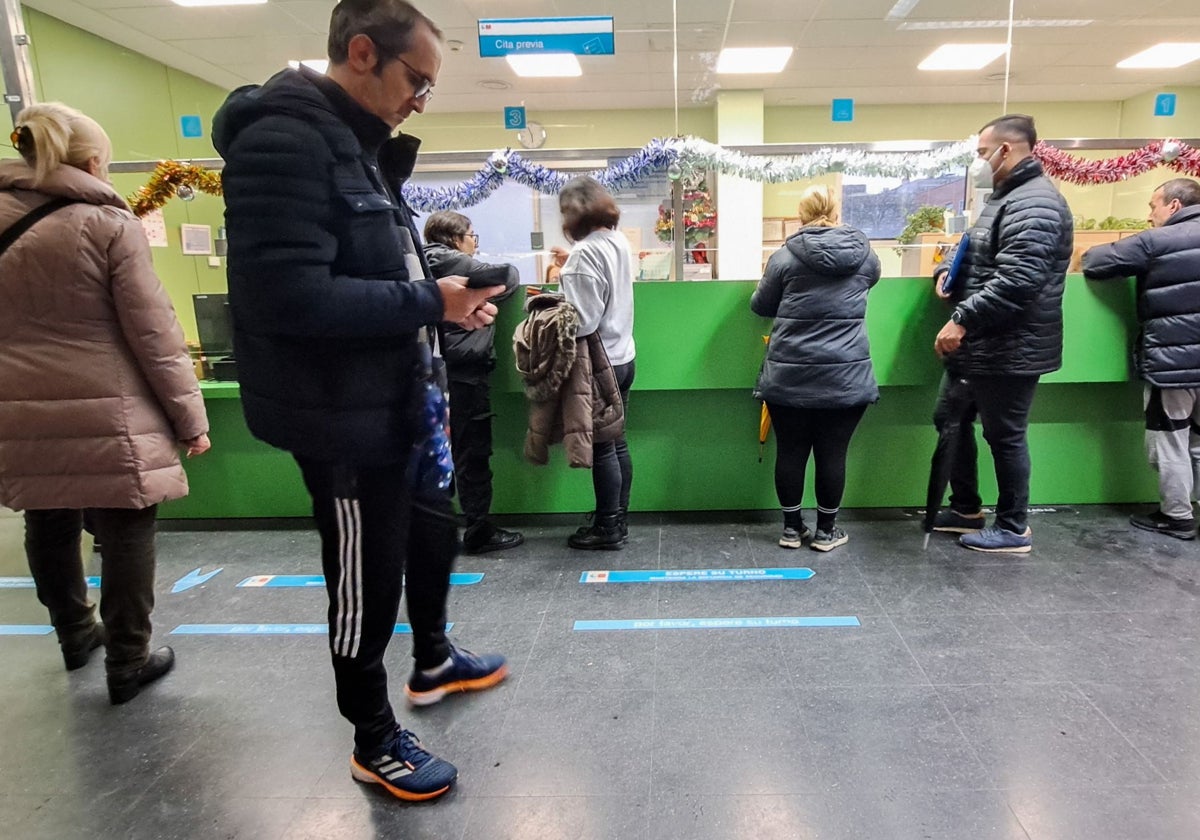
[{"xmin": 401, "ymin": 136, "xmax": 976, "ymax": 212}]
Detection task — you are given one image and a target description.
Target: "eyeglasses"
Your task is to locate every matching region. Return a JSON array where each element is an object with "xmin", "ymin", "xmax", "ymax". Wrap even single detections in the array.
[
  {"xmin": 466, "ymin": 232, "xmax": 480, "ymax": 244},
  {"xmin": 393, "ymin": 55, "xmax": 435, "ymax": 101}
]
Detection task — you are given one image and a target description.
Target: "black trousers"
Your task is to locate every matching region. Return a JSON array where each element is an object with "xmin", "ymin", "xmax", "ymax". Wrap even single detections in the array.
[
  {"xmin": 24, "ymin": 506, "xmax": 158, "ymax": 677},
  {"xmin": 933, "ymin": 372, "xmax": 1040, "ymax": 533},
  {"xmin": 295, "ymin": 457, "xmax": 457, "ymax": 754},
  {"xmin": 594, "ymin": 361, "xmax": 635, "ymax": 515},
  {"xmin": 449, "ymin": 378, "xmax": 494, "ymax": 525},
  {"xmin": 766, "ymin": 403, "xmax": 867, "ymax": 515}
]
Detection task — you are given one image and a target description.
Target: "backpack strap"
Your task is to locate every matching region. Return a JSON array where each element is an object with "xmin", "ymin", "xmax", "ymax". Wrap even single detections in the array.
[{"xmin": 0, "ymin": 197, "xmax": 80, "ymax": 258}]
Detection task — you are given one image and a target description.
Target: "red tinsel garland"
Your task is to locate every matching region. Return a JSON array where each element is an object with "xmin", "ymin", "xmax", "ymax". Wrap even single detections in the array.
[{"xmin": 1034, "ymin": 139, "xmax": 1200, "ymax": 185}]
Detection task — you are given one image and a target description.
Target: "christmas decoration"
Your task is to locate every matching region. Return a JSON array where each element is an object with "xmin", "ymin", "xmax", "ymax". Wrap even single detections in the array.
[
  {"xmin": 655, "ymin": 180, "xmax": 717, "ymax": 262},
  {"xmin": 1160, "ymin": 139, "xmax": 1182, "ymax": 163},
  {"xmin": 1033, "ymin": 139, "xmax": 1200, "ymax": 185},
  {"xmin": 127, "ymin": 161, "xmax": 222, "ymax": 217}
]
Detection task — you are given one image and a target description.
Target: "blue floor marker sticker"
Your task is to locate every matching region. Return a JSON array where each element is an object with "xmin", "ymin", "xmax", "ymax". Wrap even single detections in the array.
[
  {"xmin": 581, "ymin": 568, "xmax": 814, "ymax": 583},
  {"xmin": 574, "ymin": 616, "xmax": 859, "ymax": 631},
  {"xmin": 1, "ymin": 576, "xmax": 100, "ymax": 589},
  {"xmin": 172, "ymin": 567, "xmax": 223, "ymax": 593},
  {"xmin": 170, "ymin": 622, "xmax": 454, "ymax": 635},
  {"xmin": 237, "ymin": 573, "xmax": 484, "ymax": 588},
  {"xmin": 0, "ymin": 625, "xmax": 54, "ymax": 635}
]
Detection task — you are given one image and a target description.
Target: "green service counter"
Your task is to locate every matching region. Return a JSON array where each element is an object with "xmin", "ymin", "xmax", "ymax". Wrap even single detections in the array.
[{"xmin": 160, "ymin": 277, "xmax": 1153, "ymax": 519}]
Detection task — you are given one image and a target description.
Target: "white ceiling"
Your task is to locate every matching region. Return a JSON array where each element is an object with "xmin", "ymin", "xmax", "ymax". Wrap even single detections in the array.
[{"xmin": 22, "ymin": 0, "xmax": 1200, "ymax": 112}]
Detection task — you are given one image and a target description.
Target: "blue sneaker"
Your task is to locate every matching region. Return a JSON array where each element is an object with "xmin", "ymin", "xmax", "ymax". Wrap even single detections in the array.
[
  {"xmin": 959, "ymin": 524, "xmax": 1032, "ymax": 554},
  {"xmin": 405, "ymin": 645, "xmax": 508, "ymax": 707},
  {"xmin": 350, "ymin": 728, "xmax": 458, "ymax": 802}
]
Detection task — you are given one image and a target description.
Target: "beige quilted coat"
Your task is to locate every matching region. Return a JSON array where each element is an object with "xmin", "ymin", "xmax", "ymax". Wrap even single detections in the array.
[
  {"xmin": 0, "ymin": 160, "xmax": 208, "ymax": 510},
  {"xmin": 513, "ymin": 293, "xmax": 624, "ymax": 468}
]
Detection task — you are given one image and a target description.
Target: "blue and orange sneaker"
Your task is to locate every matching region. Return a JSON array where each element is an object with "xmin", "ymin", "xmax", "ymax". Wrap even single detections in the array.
[
  {"xmin": 405, "ymin": 644, "xmax": 508, "ymax": 707},
  {"xmin": 350, "ymin": 727, "xmax": 458, "ymax": 802}
]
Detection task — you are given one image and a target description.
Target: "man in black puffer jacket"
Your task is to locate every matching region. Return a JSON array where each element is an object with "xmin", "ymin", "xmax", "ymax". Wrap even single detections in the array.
[
  {"xmin": 423, "ymin": 211, "xmax": 523, "ymax": 554},
  {"xmin": 932, "ymin": 114, "xmax": 1073, "ymax": 554},
  {"xmin": 1083, "ymin": 178, "xmax": 1200, "ymax": 540},
  {"xmin": 213, "ymin": 0, "xmax": 508, "ymax": 803}
]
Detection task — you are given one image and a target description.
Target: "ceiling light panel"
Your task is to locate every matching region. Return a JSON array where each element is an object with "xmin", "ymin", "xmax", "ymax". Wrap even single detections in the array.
[
  {"xmin": 171, "ymin": 0, "xmax": 266, "ymax": 7},
  {"xmin": 1116, "ymin": 42, "xmax": 1200, "ymax": 68},
  {"xmin": 918, "ymin": 43, "xmax": 1009, "ymax": 71},
  {"xmin": 288, "ymin": 59, "xmax": 329, "ymax": 74},
  {"xmin": 715, "ymin": 47, "xmax": 794, "ymax": 74},
  {"xmin": 505, "ymin": 53, "xmax": 582, "ymax": 77}
]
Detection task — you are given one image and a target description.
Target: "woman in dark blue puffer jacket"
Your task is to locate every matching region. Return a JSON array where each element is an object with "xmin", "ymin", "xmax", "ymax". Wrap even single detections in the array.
[{"xmin": 751, "ymin": 186, "xmax": 880, "ymax": 552}]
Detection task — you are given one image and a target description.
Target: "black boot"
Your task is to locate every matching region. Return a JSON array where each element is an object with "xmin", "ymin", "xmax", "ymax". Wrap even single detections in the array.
[
  {"xmin": 108, "ymin": 646, "xmax": 175, "ymax": 705},
  {"xmin": 463, "ymin": 520, "xmax": 525, "ymax": 554},
  {"xmin": 61, "ymin": 623, "xmax": 105, "ymax": 671},
  {"xmin": 567, "ymin": 513, "xmax": 625, "ymax": 550},
  {"xmin": 616, "ymin": 508, "xmax": 629, "ymax": 540}
]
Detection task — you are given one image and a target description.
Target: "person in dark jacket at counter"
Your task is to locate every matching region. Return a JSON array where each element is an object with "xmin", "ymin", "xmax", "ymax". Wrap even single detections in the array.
[
  {"xmin": 752, "ymin": 186, "xmax": 880, "ymax": 552},
  {"xmin": 1082, "ymin": 178, "xmax": 1200, "ymax": 540},
  {"xmin": 423, "ymin": 211, "xmax": 524, "ymax": 553},
  {"xmin": 213, "ymin": 0, "xmax": 508, "ymax": 803},
  {"xmin": 931, "ymin": 113, "xmax": 1073, "ymax": 554}
]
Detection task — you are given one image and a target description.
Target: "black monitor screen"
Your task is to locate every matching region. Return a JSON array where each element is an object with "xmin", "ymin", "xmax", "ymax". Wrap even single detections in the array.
[{"xmin": 193, "ymin": 294, "xmax": 234, "ymax": 356}]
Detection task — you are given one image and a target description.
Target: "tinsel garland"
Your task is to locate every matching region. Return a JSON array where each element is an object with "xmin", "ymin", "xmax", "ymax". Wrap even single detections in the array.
[
  {"xmin": 1033, "ymin": 139, "xmax": 1200, "ymax": 185},
  {"xmin": 127, "ymin": 160, "xmax": 223, "ymax": 217},
  {"xmin": 402, "ymin": 136, "xmax": 976, "ymax": 212}
]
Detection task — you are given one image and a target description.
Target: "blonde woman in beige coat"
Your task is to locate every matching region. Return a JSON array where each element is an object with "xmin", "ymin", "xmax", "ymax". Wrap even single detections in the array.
[{"xmin": 0, "ymin": 103, "xmax": 210, "ymax": 704}]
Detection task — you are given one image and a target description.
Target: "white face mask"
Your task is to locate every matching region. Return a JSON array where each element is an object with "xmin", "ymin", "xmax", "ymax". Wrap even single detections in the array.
[{"xmin": 969, "ymin": 146, "xmax": 1002, "ymax": 190}]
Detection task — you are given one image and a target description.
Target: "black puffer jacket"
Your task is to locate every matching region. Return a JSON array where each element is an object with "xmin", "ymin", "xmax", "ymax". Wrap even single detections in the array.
[
  {"xmin": 946, "ymin": 156, "xmax": 1072, "ymax": 376},
  {"xmin": 751, "ymin": 224, "xmax": 880, "ymax": 408},
  {"xmin": 423, "ymin": 242, "xmax": 519, "ymax": 384},
  {"xmin": 212, "ymin": 68, "xmax": 443, "ymax": 465},
  {"xmin": 1081, "ymin": 204, "xmax": 1200, "ymax": 387}
]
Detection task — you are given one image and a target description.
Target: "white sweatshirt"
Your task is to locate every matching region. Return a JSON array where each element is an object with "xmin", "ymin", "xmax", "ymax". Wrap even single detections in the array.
[{"xmin": 559, "ymin": 228, "xmax": 636, "ymax": 366}]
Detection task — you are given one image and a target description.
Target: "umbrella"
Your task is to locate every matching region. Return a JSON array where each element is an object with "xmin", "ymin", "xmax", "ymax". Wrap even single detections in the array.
[
  {"xmin": 923, "ymin": 374, "xmax": 974, "ymax": 549},
  {"xmin": 757, "ymin": 335, "xmax": 771, "ymax": 462}
]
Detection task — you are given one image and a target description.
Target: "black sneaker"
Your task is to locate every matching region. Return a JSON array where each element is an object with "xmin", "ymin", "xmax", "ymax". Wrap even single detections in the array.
[
  {"xmin": 107, "ymin": 646, "xmax": 175, "ymax": 705},
  {"xmin": 810, "ymin": 526, "xmax": 849, "ymax": 552},
  {"xmin": 932, "ymin": 509, "xmax": 986, "ymax": 533},
  {"xmin": 463, "ymin": 522, "xmax": 524, "ymax": 554},
  {"xmin": 778, "ymin": 525, "xmax": 811, "ymax": 548},
  {"xmin": 405, "ymin": 644, "xmax": 509, "ymax": 707},
  {"xmin": 1130, "ymin": 510, "xmax": 1197, "ymax": 540},
  {"xmin": 350, "ymin": 728, "xmax": 458, "ymax": 802}
]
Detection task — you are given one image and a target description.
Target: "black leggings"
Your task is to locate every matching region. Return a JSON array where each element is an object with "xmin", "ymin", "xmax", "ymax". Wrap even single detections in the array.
[
  {"xmin": 593, "ymin": 360, "xmax": 635, "ymax": 515},
  {"xmin": 767, "ymin": 402, "xmax": 868, "ymax": 515}
]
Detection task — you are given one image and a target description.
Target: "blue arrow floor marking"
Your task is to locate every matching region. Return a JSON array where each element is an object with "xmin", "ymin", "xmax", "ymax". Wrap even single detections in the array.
[
  {"xmin": 237, "ymin": 573, "xmax": 484, "ymax": 588},
  {"xmin": 0, "ymin": 625, "xmax": 54, "ymax": 635},
  {"xmin": 0, "ymin": 576, "xmax": 101, "ymax": 589},
  {"xmin": 170, "ymin": 622, "xmax": 454, "ymax": 635},
  {"xmin": 574, "ymin": 616, "xmax": 860, "ymax": 631},
  {"xmin": 580, "ymin": 568, "xmax": 814, "ymax": 583},
  {"xmin": 172, "ymin": 568, "xmax": 223, "ymax": 593}
]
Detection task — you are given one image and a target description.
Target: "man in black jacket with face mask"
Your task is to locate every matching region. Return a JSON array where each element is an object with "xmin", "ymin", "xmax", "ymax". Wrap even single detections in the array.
[
  {"xmin": 1083, "ymin": 178, "xmax": 1200, "ymax": 540},
  {"xmin": 931, "ymin": 114, "xmax": 1073, "ymax": 554}
]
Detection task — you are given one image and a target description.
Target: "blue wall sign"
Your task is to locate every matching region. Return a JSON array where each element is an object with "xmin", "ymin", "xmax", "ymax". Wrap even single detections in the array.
[
  {"xmin": 574, "ymin": 616, "xmax": 860, "ymax": 631},
  {"xmin": 504, "ymin": 106, "xmax": 527, "ymax": 130},
  {"xmin": 1155, "ymin": 93, "xmax": 1177, "ymax": 117},
  {"xmin": 580, "ymin": 568, "xmax": 814, "ymax": 583},
  {"xmin": 832, "ymin": 99, "xmax": 855, "ymax": 122},
  {"xmin": 479, "ymin": 17, "xmax": 614, "ymax": 57},
  {"xmin": 180, "ymin": 115, "xmax": 203, "ymax": 138}
]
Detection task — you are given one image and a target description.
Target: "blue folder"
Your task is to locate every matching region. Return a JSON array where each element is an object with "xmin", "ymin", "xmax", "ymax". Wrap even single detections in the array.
[{"xmin": 941, "ymin": 233, "xmax": 969, "ymax": 294}]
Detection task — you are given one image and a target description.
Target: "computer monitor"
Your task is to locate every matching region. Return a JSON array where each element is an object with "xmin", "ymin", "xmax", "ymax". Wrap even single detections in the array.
[{"xmin": 193, "ymin": 293, "xmax": 234, "ymax": 357}]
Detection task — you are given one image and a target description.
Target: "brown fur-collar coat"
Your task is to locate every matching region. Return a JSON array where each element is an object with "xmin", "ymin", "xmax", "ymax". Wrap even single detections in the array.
[{"xmin": 513, "ymin": 293, "xmax": 623, "ymax": 468}]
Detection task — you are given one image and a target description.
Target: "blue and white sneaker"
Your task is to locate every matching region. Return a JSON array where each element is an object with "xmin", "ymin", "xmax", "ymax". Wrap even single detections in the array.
[
  {"xmin": 405, "ymin": 644, "xmax": 508, "ymax": 707},
  {"xmin": 959, "ymin": 524, "xmax": 1032, "ymax": 554},
  {"xmin": 350, "ymin": 728, "xmax": 458, "ymax": 802}
]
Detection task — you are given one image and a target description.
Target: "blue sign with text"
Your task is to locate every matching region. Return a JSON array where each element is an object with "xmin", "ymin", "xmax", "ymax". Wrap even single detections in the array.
[
  {"xmin": 832, "ymin": 99, "xmax": 854, "ymax": 122},
  {"xmin": 574, "ymin": 616, "xmax": 861, "ymax": 631},
  {"xmin": 479, "ymin": 17, "xmax": 614, "ymax": 57},
  {"xmin": 1155, "ymin": 93, "xmax": 1177, "ymax": 117},
  {"xmin": 504, "ymin": 106, "xmax": 527, "ymax": 130},
  {"xmin": 180, "ymin": 115, "xmax": 203, "ymax": 138},
  {"xmin": 580, "ymin": 568, "xmax": 814, "ymax": 583}
]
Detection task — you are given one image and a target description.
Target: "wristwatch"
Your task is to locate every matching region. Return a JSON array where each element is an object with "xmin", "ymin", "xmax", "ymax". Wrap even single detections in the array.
[{"xmin": 950, "ymin": 309, "xmax": 964, "ymax": 326}]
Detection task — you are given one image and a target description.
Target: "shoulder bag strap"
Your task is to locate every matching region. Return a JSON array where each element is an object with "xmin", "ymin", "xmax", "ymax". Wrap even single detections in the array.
[{"xmin": 0, "ymin": 197, "xmax": 80, "ymax": 259}]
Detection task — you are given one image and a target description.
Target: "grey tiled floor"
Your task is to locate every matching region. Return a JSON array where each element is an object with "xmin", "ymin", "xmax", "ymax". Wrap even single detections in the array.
[{"xmin": 2, "ymin": 506, "xmax": 1199, "ymax": 839}]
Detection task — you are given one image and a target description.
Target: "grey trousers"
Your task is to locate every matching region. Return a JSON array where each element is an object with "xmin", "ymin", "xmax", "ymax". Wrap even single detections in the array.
[{"xmin": 1144, "ymin": 385, "xmax": 1200, "ymax": 520}]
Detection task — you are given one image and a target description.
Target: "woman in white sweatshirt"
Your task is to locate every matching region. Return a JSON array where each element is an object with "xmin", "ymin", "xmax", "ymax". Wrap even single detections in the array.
[{"xmin": 557, "ymin": 177, "xmax": 636, "ymax": 549}]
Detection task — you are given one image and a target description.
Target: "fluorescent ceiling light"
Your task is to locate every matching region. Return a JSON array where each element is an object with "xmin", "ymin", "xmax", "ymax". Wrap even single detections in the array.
[
  {"xmin": 885, "ymin": 0, "xmax": 921, "ymax": 22},
  {"xmin": 288, "ymin": 59, "xmax": 329, "ymax": 74},
  {"xmin": 505, "ymin": 53, "xmax": 582, "ymax": 77},
  {"xmin": 900, "ymin": 19, "xmax": 1091, "ymax": 30},
  {"xmin": 715, "ymin": 47, "xmax": 793, "ymax": 74},
  {"xmin": 1117, "ymin": 43, "xmax": 1200, "ymax": 69},
  {"xmin": 918, "ymin": 43, "xmax": 1008, "ymax": 71},
  {"xmin": 170, "ymin": 0, "xmax": 265, "ymax": 6}
]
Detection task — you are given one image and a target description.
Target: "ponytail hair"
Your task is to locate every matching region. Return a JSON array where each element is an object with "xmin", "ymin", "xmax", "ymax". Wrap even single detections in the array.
[
  {"xmin": 796, "ymin": 185, "xmax": 840, "ymax": 228},
  {"xmin": 10, "ymin": 102, "xmax": 112, "ymax": 186}
]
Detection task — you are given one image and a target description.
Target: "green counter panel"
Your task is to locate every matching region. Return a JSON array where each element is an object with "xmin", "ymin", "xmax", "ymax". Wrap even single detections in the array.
[{"xmin": 161, "ymin": 277, "xmax": 1155, "ymax": 518}]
